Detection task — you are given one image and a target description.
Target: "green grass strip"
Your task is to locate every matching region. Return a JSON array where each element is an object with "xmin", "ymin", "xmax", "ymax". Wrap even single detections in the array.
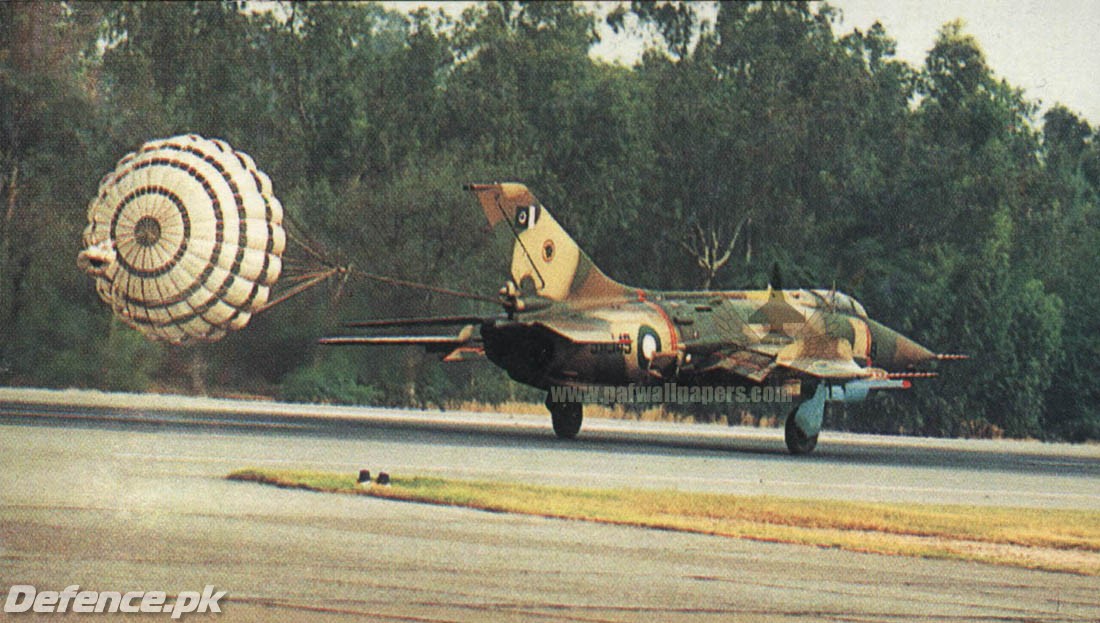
[{"xmin": 227, "ymin": 468, "xmax": 1100, "ymax": 576}]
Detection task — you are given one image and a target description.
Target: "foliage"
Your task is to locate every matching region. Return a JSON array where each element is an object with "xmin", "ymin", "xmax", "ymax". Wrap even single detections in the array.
[
  {"xmin": 2, "ymin": 2, "xmax": 1098, "ymax": 440},
  {"xmin": 277, "ymin": 350, "xmax": 379, "ymax": 405}
]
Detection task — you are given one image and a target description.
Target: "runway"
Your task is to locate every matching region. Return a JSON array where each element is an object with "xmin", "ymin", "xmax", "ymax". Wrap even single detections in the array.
[{"xmin": 1, "ymin": 388, "xmax": 1098, "ymax": 621}]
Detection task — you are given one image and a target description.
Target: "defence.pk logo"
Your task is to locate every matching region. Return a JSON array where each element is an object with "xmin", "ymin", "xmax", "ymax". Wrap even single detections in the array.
[{"xmin": 4, "ymin": 585, "xmax": 226, "ymax": 618}]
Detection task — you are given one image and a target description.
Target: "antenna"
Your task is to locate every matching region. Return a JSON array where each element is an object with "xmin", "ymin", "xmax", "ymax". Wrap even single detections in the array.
[{"xmin": 493, "ymin": 193, "xmax": 546, "ymax": 291}]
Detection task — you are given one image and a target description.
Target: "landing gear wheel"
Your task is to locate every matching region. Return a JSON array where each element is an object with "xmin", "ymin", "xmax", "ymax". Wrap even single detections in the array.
[
  {"xmin": 546, "ymin": 393, "xmax": 583, "ymax": 440},
  {"xmin": 784, "ymin": 408, "xmax": 819, "ymax": 455}
]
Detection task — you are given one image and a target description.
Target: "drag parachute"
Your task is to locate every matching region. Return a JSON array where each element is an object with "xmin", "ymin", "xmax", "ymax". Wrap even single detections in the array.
[{"xmin": 78, "ymin": 134, "xmax": 289, "ymax": 344}]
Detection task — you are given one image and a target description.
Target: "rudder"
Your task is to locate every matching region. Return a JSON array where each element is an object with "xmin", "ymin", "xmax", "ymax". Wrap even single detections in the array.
[{"xmin": 467, "ymin": 183, "xmax": 630, "ymax": 302}]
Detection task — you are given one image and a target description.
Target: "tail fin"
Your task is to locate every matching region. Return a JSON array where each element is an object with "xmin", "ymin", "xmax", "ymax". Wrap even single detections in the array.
[{"xmin": 467, "ymin": 183, "xmax": 630, "ymax": 302}]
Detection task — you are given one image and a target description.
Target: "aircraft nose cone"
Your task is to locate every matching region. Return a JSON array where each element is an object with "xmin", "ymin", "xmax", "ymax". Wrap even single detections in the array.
[
  {"xmin": 893, "ymin": 335, "xmax": 937, "ymax": 369},
  {"xmin": 867, "ymin": 320, "xmax": 936, "ymax": 370}
]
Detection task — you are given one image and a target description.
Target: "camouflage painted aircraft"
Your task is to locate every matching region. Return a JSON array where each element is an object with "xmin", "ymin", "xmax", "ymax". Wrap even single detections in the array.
[{"xmin": 322, "ymin": 183, "xmax": 961, "ymax": 454}]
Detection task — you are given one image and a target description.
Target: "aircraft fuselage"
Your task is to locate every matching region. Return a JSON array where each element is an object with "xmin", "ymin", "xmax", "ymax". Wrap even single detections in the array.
[{"xmin": 481, "ymin": 288, "xmax": 934, "ymax": 392}]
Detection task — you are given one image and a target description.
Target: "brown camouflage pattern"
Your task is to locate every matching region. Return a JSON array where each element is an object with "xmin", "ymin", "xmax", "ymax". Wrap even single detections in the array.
[
  {"xmin": 322, "ymin": 183, "xmax": 956, "ymax": 452},
  {"xmin": 327, "ymin": 184, "xmax": 943, "ymax": 391},
  {"xmin": 464, "ymin": 184, "xmax": 938, "ymax": 390}
]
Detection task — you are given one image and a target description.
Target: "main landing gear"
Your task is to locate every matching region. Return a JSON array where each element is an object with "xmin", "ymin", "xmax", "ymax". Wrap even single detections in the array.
[{"xmin": 545, "ymin": 392, "xmax": 583, "ymax": 439}]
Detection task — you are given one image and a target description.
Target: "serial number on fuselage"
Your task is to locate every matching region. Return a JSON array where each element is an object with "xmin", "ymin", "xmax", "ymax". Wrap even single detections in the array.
[{"xmin": 590, "ymin": 334, "xmax": 633, "ymax": 355}]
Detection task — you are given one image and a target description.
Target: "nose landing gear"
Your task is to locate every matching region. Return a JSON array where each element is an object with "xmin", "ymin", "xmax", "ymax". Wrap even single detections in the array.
[
  {"xmin": 785, "ymin": 381, "xmax": 825, "ymax": 455},
  {"xmin": 784, "ymin": 408, "xmax": 820, "ymax": 455}
]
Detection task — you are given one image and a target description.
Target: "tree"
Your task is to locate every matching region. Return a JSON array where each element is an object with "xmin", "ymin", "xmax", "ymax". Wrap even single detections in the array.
[
  {"xmin": 2, "ymin": 1, "xmax": 1096, "ymax": 441},
  {"xmin": 0, "ymin": 2, "xmax": 160, "ymax": 388}
]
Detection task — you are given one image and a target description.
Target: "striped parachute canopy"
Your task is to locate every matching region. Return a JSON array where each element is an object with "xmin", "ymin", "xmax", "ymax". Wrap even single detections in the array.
[{"xmin": 78, "ymin": 134, "xmax": 286, "ymax": 344}]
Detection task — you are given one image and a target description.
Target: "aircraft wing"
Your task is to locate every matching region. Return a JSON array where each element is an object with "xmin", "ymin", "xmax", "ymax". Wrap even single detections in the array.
[
  {"xmin": 771, "ymin": 336, "xmax": 877, "ymax": 380},
  {"xmin": 342, "ymin": 316, "xmax": 488, "ymax": 328},
  {"xmin": 319, "ymin": 324, "xmax": 484, "ymax": 361},
  {"xmin": 530, "ymin": 317, "xmax": 615, "ymax": 344},
  {"xmin": 319, "ymin": 314, "xmax": 623, "ymax": 361},
  {"xmin": 319, "ymin": 334, "xmax": 469, "ymax": 347},
  {"xmin": 696, "ymin": 336, "xmax": 878, "ymax": 383},
  {"xmin": 698, "ymin": 348, "xmax": 778, "ymax": 383}
]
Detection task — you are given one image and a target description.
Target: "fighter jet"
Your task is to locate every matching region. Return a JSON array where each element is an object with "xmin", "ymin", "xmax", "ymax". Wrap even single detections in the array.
[{"xmin": 322, "ymin": 183, "xmax": 961, "ymax": 454}]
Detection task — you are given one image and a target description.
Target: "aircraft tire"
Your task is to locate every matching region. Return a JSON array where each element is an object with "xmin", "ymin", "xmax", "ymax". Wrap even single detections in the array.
[
  {"xmin": 784, "ymin": 408, "xmax": 819, "ymax": 455},
  {"xmin": 547, "ymin": 394, "xmax": 583, "ymax": 439}
]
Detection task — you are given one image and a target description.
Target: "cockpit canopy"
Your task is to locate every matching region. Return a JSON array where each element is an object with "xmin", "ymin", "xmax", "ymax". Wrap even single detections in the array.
[{"xmin": 807, "ymin": 289, "xmax": 868, "ymax": 318}]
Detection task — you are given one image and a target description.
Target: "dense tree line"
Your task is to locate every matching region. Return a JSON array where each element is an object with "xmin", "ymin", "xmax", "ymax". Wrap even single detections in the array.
[{"xmin": 2, "ymin": 2, "xmax": 1098, "ymax": 440}]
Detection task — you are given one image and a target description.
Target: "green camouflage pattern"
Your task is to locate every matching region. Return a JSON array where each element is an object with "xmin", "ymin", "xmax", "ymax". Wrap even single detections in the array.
[{"xmin": 323, "ymin": 183, "xmax": 958, "ymax": 453}]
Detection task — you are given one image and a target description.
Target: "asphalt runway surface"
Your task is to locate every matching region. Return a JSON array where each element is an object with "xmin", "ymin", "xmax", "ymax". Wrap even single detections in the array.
[{"xmin": 1, "ymin": 388, "xmax": 1098, "ymax": 622}]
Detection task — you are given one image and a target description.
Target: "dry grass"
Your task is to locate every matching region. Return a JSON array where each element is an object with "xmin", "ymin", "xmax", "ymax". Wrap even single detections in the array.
[{"xmin": 227, "ymin": 468, "xmax": 1100, "ymax": 576}]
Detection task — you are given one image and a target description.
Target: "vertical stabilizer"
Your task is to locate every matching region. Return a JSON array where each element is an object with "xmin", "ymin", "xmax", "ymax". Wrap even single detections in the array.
[{"xmin": 466, "ymin": 183, "xmax": 630, "ymax": 302}]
